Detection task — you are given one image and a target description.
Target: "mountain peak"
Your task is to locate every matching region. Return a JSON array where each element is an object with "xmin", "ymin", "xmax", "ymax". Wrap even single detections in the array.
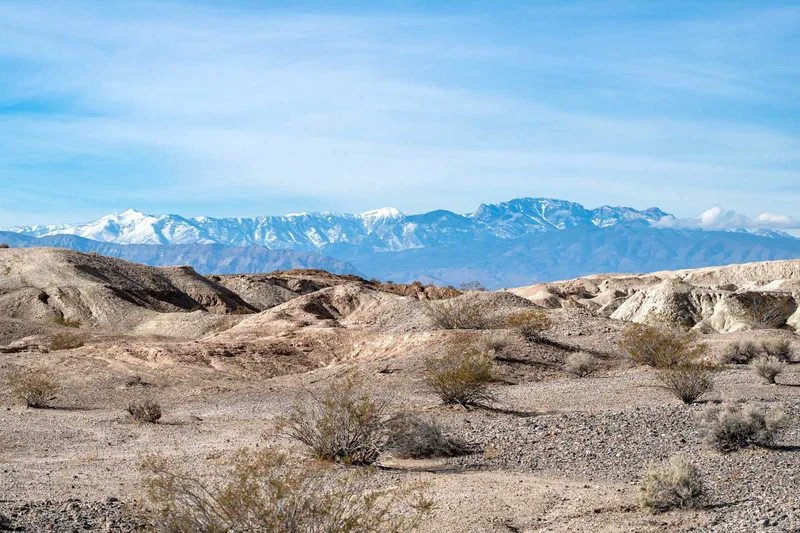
[{"xmin": 360, "ymin": 207, "xmax": 403, "ymax": 219}]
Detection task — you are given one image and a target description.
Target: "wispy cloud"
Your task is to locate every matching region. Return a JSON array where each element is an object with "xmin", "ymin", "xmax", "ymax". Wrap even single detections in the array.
[
  {"xmin": 655, "ymin": 206, "xmax": 800, "ymax": 231},
  {"xmin": 0, "ymin": 1, "xmax": 798, "ymax": 226}
]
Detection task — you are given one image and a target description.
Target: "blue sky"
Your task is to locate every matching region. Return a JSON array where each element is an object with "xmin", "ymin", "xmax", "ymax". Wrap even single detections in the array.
[{"xmin": 1, "ymin": 0, "xmax": 799, "ymax": 230}]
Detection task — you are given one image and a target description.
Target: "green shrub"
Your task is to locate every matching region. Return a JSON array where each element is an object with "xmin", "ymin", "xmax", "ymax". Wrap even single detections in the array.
[
  {"xmin": 140, "ymin": 449, "xmax": 433, "ymax": 533},
  {"xmin": 701, "ymin": 403, "xmax": 785, "ymax": 452},
  {"xmin": 619, "ymin": 323, "xmax": 707, "ymax": 368},
  {"xmin": 507, "ymin": 309, "xmax": 552, "ymax": 342},
  {"xmin": 639, "ymin": 455, "xmax": 705, "ymax": 513},
  {"xmin": 423, "ymin": 344, "xmax": 496, "ymax": 406}
]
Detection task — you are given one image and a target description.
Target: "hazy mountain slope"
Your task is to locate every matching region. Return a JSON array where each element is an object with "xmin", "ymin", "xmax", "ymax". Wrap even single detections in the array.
[{"xmin": 0, "ymin": 232, "xmax": 361, "ymax": 276}]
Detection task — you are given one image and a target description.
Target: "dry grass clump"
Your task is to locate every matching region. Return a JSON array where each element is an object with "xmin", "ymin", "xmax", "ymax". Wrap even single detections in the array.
[
  {"xmin": 760, "ymin": 339, "xmax": 792, "ymax": 361},
  {"xmin": 423, "ymin": 343, "xmax": 496, "ymax": 407},
  {"xmin": 507, "ymin": 309, "xmax": 551, "ymax": 342},
  {"xmin": 49, "ymin": 331, "xmax": 85, "ymax": 351},
  {"xmin": 750, "ymin": 356, "xmax": 786, "ymax": 384},
  {"xmin": 387, "ymin": 415, "xmax": 471, "ymax": 459},
  {"xmin": 140, "ymin": 449, "xmax": 433, "ymax": 533},
  {"xmin": 657, "ymin": 363, "xmax": 717, "ymax": 404},
  {"xmin": 701, "ymin": 403, "xmax": 785, "ymax": 452},
  {"xmin": 53, "ymin": 316, "xmax": 81, "ymax": 328},
  {"xmin": 425, "ymin": 297, "xmax": 492, "ymax": 330},
  {"xmin": 276, "ymin": 378, "xmax": 398, "ymax": 465},
  {"xmin": 564, "ymin": 352, "xmax": 598, "ymax": 378},
  {"xmin": 639, "ymin": 455, "xmax": 705, "ymax": 514},
  {"xmin": 8, "ymin": 368, "xmax": 58, "ymax": 408},
  {"xmin": 620, "ymin": 323, "xmax": 708, "ymax": 368},
  {"xmin": 719, "ymin": 340, "xmax": 761, "ymax": 364},
  {"xmin": 127, "ymin": 398, "xmax": 163, "ymax": 423}
]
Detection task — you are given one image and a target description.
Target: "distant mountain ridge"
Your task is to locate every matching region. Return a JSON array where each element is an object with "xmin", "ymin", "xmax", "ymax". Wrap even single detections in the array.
[{"xmin": 7, "ymin": 198, "xmax": 674, "ymax": 250}]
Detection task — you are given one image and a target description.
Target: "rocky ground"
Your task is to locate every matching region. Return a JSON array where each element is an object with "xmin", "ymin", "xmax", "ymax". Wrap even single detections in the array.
[{"xmin": 1, "ymin": 248, "xmax": 799, "ymax": 532}]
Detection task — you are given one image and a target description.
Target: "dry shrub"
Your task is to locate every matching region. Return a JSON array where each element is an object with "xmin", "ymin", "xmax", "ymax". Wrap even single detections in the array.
[
  {"xmin": 8, "ymin": 368, "xmax": 58, "ymax": 408},
  {"xmin": 564, "ymin": 352, "xmax": 598, "ymax": 378},
  {"xmin": 657, "ymin": 363, "xmax": 717, "ymax": 404},
  {"xmin": 701, "ymin": 403, "xmax": 785, "ymax": 452},
  {"xmin": 140, "ymin": 449, "xmax": 433, "ymax": 533},
  {"xmin": 49, "ymin": 331, "xmax": 85, "ymax": 351},
  {"xmin": 479, "ymin": 331, "xmax": 512, "ymax": 354},
  {"xmin": 0, "ymin": 243, "xmax": 9, "ymax": 248},
  {"xmin": 619, "ymin": 323, "xmax": 707, "ymax": 368},
  {"xmin": 459, "ymin": 280, "xmax": 486, "ymax": 292},
  {"xmin": 424, "ymin": 297, "xmax": 492, "ymax": 330},
  {"xmin": 737, "ymin": 292, "xmax": 795, "ymax": 329},
  {"xmin": 760, "ymin": 339, "xmax": 792, "ymax": 362},
  {"xmin": 423, "ymin": 344, "xmax": 496, "ymax": 406},
  {"xmin": 750, "ymin": 356, "xmax": 786, "ymax": 384},
  {"xmin": 53, "ymin": 317, "xmax": 81, "ymax": 328},
  {"xmin": 387, "ymin": 415, "xmax": 471, "ymax": 459},
  {"xmin": 719, "ymin": 340, "xmax": 761, "ymax": 364},
  {"xmin": 127, "ymin": 398, "xmax": 162, "ymax": 423},
  {"xmin": 507, "ymin": 309, "xmax": 551, "ymax": 342},
  {"xmin": 639, "ymin": 455, "xmax": 705, "ymax": 513},
  {"xmin": 276, "ymin": 378, "xmax": 397, "ymax": 465}
]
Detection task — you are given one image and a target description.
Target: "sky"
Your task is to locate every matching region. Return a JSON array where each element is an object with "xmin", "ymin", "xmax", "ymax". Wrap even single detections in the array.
[{"xmin": 1, "ymin": 0, "xmax": 799, "ymax": 231}]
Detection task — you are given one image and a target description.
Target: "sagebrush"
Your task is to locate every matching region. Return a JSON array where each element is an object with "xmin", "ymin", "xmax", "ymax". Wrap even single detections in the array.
[
  {"xmin": 719, "ymin": 340, "xmax": 761, "ymax": 364},
  {"xmin": 140, "ymin": 449, "xmax": 433, "ymax": 533},
  {"xmin": 750, "ymin": 356, "xmax": 786, "ymax": 384},
  {"xmin": 701, "ymin": 403, "xmax": 785, "ymax": 452},
  {"xmin": 564, "ymin": 352, "xmax": 598, "ymax": 378},
  {"xmin": 423, "ymin": 343, "xmax": 496, "ymax": 406},
  {"xmin": 639, "ymin": 455, "xmax": 705, "ymax": 513},
  {"xmin": 276, "ymin": 378, "xmax": 398, "ymax": 465},
  {"xmin": 8, "ymin": 368, "xmax": 58, "ymax": 408}
]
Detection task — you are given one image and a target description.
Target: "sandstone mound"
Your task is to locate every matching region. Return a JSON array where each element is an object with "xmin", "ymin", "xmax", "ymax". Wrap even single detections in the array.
[{"xmin": 512, "ymin": 260, "xmax": 800, "ymax": 333}]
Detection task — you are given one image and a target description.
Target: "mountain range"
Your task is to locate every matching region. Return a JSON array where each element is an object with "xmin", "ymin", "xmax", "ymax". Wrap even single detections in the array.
[{"xmin": 5, "ymin": 197, "xmax": 800, "ymax": 288}]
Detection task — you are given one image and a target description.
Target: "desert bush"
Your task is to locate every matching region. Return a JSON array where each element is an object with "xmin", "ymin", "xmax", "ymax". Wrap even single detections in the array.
[
  {"xmin": 53, "ymin": 317, "xmax": 81, "ymax": 328},
  {"xmin": 49, "ymin": 331, "xmax": 85, "ymax": 351},
  {"xmin": 0, "ymin": 243, "xmax": 9, "ymax": 248},
  {"xmin": 276, "ymin": 378, "xmax": 397, "ymax": 465},
  {"xmin": 507, "ymin": 309, "xmax": 552, "ymax": 342},
  {"xmin": 701, "ymin": 403, "xmax": 785, "ymax": 452},
  {"xmin": 387, "ymin": 415, "xmax": 471, "ymax": 459},
  {"xmin": 738, "ymin": 292, "xmax": 795, "ymax": 329},
  {"xmin": 619, "ymin": 323, "xmax": 708, "ymax": 368},
  {"xmin": 564, "ymin": 352, "xmax": 599, "ymax": 378},
  {"xmin": 639, "ymin": 455, "xmax": 705, "ymax": 513},
  {"xmin": 656, "ymin": 363, "xmax": 716, "ymax": 404},
  {"xmin": 425, "ymin": 297, "xmax": 492, "ymax": 330},
  {"xmin": 8, "ymin": 368, "xmax": 58, "ymax": 408},
  {"xmin": 459, "ymin": 280, "xmax": 486, "ymax": 292},
  {"xmin": 127, "ymin": 398, "xmax": 163, "ymax": 423},
  {"xmin": 140, "ymin": 449, "xmax": 433, "ymax": 533},
  {"xmin": 423, "ymin": 344, "xmax": 496, "ymax": 406},
  {"xmin": 479, "ymin": 331, "xmax": 512, "ymax": 354},
  {"xmin": 750, "ymin": 356, "xmax": 786, "ymax": 384},
  {"xmin": 719, "ymin": 340, "xmax": 761, "ymax": 364},
  {"xmin": 760, "ymin": 339, "xmax": 792, "ymax": 362}
]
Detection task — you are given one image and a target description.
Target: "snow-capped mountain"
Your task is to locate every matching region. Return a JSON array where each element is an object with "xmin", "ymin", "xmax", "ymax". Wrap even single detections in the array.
[{"xmin": 7, "ymin": 197, "xmax": 673, "ymax": 251}]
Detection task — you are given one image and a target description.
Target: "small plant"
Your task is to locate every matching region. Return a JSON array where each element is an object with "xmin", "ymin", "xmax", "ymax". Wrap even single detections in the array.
[
  {"xmin": 656, "ymin": 363, "xmax": 716, "ymax": 404},
  {"xmin": 387, "ymin": 415, "xmax": 471, "ymax": 459},
  {"xmin": 619, "ymin": 323, "xmax": 708, "ymax": 368},
  {"xmin": 140, "ymin": 449, "xmax": 433, "ymax": 533},
  {"xmin": 760, "ymin": 339, "xmax": 792, "ymax": 361},
  {"xmin": 719, "ymin": 340, "xmax": 761, "ymax": 364},
  {"xmin": 479, "ymin": 331, "xmax": 511, "ymax": 354},
  {"xmin": 701, "ymin": 403, "xmax": 785, "ymax": 452},
  {"xmin": 459, "ymin": 280, "xmax": 486, "ymax": 292},
  {"xmin": 564, "ymin": 352, "xmax": 598, "ymax": 378},
  {"xmin": 639, "ymin": 455, "xmax": 705, "ymax": 513},
  {"xmin": 425, "ymin": 297, "xmax": 492, "ymax": 330},
  {"xmin": 49, "ymin": 332, "xmax": 85, "ymax": 351},
  {"xmin": 423, "ymin": 343, "xmax": 496, "ymax": 407},
  {"xmin": 737, "ymin": 292, "xmax": 795, "ymax": 329},
  {"xmin": 53, "ymin": 317, "xmax": 81, "ymax": 328},
  {"xmin": 276, "ymin": 377, "xmax": 397, "ymax": 465},
  {"xmin": 0, "ymin": 243, "xmax": 9, "ymax": 248},
  {"xmin": 127, "ymin": 398, "xmax": 163, "ymax": 423},
  {"xmin": 507, "ymin": 309, "xmax": 552, "ymax": 342},
  {"xmin": 8, "ymin": 368, "xmax": 59, "ymax": 408},
  {"xmin": 750, "ymin": 356, "xmax": 786, "ymax": 384}
]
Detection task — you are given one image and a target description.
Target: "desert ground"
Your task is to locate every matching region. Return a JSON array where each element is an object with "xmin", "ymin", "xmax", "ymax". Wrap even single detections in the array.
[{"xmin": 1, "ymin": 247, "xmax": 798, "ymax": 532}]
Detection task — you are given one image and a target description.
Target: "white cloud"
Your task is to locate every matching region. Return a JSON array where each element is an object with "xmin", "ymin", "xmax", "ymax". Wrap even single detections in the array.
[{"xmin": 655, "ymin": 206, "xmax": 800, "ymax": 231}]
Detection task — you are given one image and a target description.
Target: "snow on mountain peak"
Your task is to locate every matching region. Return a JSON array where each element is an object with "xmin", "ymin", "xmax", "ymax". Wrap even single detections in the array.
[{"xmin": 360, "ymin": 207, "xmax": 403, "ymax": 219}]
